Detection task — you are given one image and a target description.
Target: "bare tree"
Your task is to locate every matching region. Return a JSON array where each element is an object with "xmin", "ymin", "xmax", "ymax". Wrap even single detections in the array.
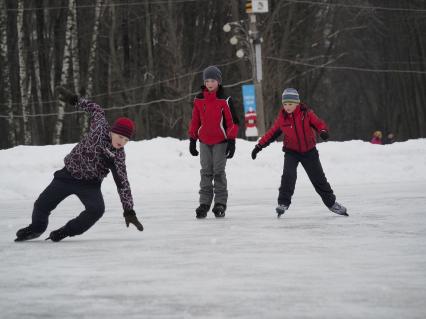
[
  {"xmin": 17, "ymin": 0, "xmax": 31, "ymax": 144},
  {"xmin": 80, "ymin": 0, "xmax": 103, "ymax": 136},
  {"xmin": 54, "ymin": 0, "xmax": 75, "ymax": 144},
  {"xmin": 0, "ymin": 0, "xmax": 15, "ymax": 147}
]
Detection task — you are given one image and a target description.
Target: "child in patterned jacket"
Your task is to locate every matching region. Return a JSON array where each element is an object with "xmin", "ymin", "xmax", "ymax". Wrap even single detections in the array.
[{"xmin": 15, "ymin": 87, "xmax": 143, "ymax": 242}]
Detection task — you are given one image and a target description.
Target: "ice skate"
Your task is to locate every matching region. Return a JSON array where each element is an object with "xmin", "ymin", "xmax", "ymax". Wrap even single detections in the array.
[
  {"xmin": 329, "ymin": 202, "xmax": 348, "ymax": 216},
  {"xmin": 15, "ymin": 225, "xmax": 43, "ymax": 242},
  {"xmin": 276, "ymin": 204, "xmax": 288, "ymax": 218},
  {"xmin": 212, "ymin": 203, "xmax": 226, "ymax": 218},
  {"xmin": 195, "ymin": 204, "xmax": 210, "ymax": 219}
]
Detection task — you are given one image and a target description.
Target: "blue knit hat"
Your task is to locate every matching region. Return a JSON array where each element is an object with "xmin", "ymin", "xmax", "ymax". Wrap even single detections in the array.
[
  {"xmin": 203, "ymin": 66, "xmax": 222, "ymax": 83},
  {"xmin": 282, "ymin": 88, "xmax": 300, "ymax": 104}
]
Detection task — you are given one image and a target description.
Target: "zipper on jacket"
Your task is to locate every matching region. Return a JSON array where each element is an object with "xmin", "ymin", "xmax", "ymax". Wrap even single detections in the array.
[
  {"xmin": 292, "ymin": 114, "xmax": 302, "ymax": 152},
  {"xmin": 301, "ymin": 114, "xmax": 309, "ymax": 150}
]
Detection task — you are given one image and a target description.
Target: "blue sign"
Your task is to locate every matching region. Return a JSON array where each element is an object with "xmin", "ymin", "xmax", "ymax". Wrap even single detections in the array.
[
  {"xmin": 242, "ymin": 84, "xmax": 258, "ymax": 137},
  {"xmin": 242, "ymin": 84, "xmax": 256, "ymax": 113}
]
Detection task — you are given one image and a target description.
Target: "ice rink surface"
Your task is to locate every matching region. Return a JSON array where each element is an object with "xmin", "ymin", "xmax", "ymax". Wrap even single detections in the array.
[{"xmin": 1, "ymin": 138, "xmax": 425, "ymax": 318}]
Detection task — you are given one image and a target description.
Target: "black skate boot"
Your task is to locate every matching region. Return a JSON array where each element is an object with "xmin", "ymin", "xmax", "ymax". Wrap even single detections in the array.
[
  {"xmin": 212, "ymin": 203, "xmax": 226, "ymax": 218},
  {"xmin": 46, "ymin": 226, "xmax": 69, "ymax": 242},
  {"xmin": 276, "ymin": 204, "xmax": 289, "ymax": 218},
  {"xmin": 328, "ymin": 202, "xmax": 348, "ymax": 216},
  {"xmin": 195, "ymin": 204, "xmax": 210, "ymax": 219},
  {"xmin": 15, "ymin": 225, "xmax": 43, "ymax": 242}
]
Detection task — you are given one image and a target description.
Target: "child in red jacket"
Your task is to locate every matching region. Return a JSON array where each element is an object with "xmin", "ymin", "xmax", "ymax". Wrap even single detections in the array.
[
  {"xmin": 251, "ymin": 88, "xmax": 347, "ymax": 217},
  {"xmin": 188, "ymin": 66, "xmax": 239, "ymax": 218}
]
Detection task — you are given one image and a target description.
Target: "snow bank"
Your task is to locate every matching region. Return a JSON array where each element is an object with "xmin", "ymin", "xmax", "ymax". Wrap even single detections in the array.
[{"xmin": 1, "ymin": 138, "xmax": 425, "ymax": 200}]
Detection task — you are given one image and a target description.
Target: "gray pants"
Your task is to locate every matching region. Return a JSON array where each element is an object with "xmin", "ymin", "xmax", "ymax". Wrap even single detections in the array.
[{"xmin": 199, "ymin": 142, "xmax": 228, "ymax": 206}]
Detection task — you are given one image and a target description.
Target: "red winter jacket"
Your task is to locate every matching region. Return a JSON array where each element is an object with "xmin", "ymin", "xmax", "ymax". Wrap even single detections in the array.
[
  {"xmin": 258, "ymin": 104, "xmax": 328, "ymax": 153},
  {"xmin": 188, "ymin": 86, "xmax": 239, "ymax": 145}
]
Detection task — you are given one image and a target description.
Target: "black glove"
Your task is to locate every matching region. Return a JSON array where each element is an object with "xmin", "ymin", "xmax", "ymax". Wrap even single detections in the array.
[
  {"xmin": 251, "ymin": 144, "xmax": 262, "ymax": 160},
  {"xmin": 189, "ymin": 138, "xmax": 199, "ymax": 156},
  {"xmin": 55, "ymin": 86, "xmax": 78, "ymax": 105},
  {"xmin": 320, "ymin": 131, "xmax": 329, "ymax": 141},
  {"xmin": 225, "ymin": 139, "xmax": 236, "ymax": 159},
  {"xmin": 123, "ymin": 209, "xmax": 144, "ymax": 231}
]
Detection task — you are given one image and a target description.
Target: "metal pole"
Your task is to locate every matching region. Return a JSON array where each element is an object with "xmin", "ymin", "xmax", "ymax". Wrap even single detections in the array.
[{"xmin": 248, "ymin": 14, "xmax": 265, "ymax": 136}]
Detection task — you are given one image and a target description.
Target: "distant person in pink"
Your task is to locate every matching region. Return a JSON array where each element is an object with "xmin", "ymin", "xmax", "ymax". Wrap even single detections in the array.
[{"xmin": 370, "ymin": 131, "xmax": 383, "ymax": 144}]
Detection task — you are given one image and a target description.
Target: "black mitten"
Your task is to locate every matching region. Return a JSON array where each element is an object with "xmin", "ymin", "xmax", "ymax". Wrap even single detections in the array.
[
  {"xmin": 251, "ymin": 144, "xmax": 262, "ymax": 160},
  {"xmin": 225, "ymin": 139, "xmax": 236, "ymax": 159},
  {"xmin": 320, "ymin": 131, "xmax": 329, "ymax": 141},
  {"xmin": 189, "ymin": 138, "xmax": 199, "ymax": 156},
  {"xmin": 55, "ymin": 86, "xmax": 79, "ymax": 105},
  {"xmin": 123, "ymin": 209, "xmax": 144, "ymax": 231}
]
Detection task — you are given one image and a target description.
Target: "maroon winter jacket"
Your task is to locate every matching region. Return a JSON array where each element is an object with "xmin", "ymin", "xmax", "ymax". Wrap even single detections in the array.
[
  {"xmin": 258, "ymin": 104, "xmax": 328, "ymax": 153},
  {"xmin": 188, "ymin": 86, "xmax": 239, "ymax": 145}
]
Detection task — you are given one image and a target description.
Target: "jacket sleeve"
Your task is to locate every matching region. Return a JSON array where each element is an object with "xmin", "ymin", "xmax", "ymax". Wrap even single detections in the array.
[
  {"xmin": 258, "ymin": 114, "xmax": 283, "ymax": 148},
  {"xmin": 308, "ymin": 110, "xmax": 328, "ymax": 133},
  {"xmin": 188, "ymin": 99, "xmax": 201, "ymax": 140},
  {"xmin": 77, "ymin": 98, "xmax": 109, "ymax": 132},
  {"xmin": 113, "ymin": 151, "xmax": 134, "ymax": 211},
  {"xmin": 223, "ymin": 97, "xmax": 239, "ymax": 139}
]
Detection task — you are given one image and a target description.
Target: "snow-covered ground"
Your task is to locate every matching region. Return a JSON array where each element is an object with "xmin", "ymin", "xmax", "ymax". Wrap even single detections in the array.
[{"xmin": 1, "ymin": 138, "xmax": 426, "ymax": 319}]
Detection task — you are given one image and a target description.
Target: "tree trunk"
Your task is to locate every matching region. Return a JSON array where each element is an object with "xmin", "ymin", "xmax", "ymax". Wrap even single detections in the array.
[
  {"xmin": 54, "ymin": 0, "xmax": 74, "ymax": 145},
  {"xmin": 5, "ymin": 0, "xmax": 22, "ymax": 145},
  {"xmin": 35, "ymin": 1, "xmax": 53, "ymax": 143},
  {"xmin": 18, "ymin": 0, "xmax": 31, "ymax": 144},
  {"xmin": 0, "ymin": 0, "xmax": 15, "ymax": 147},
  {"xmin": 71, "ymin": 0, "xmax": 80, "ymax": 94},
  {"xmin": 79, "ymin": 0, "xmax": 102, "ymax": 137}
]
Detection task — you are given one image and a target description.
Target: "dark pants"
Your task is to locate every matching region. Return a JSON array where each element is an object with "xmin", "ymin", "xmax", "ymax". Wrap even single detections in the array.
[
  {"xmin": 31, "ymin": 170, "xmax": 105, "ymax": 236},
  {"xmin": 278, "ymin": 148, "xmax": 335, "ymax": 208}
]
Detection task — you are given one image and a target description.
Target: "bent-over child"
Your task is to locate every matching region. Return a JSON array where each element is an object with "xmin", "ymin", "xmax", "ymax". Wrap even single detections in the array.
[{"xmin": 15, "ymin": 86, "xmax": 143, "ymax": 242}]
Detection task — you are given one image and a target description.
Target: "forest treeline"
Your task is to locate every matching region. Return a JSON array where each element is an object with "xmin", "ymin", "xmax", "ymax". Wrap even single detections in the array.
[{"xmin": 1, "ymin": 0, "xmax": 425, "ymax": 148}]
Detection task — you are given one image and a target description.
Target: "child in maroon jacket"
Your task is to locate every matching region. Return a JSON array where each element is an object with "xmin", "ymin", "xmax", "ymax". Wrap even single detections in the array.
[
  {"xmin": 251, "ymin": 88, "xmax": 347, "ymax": 217},
  {"xmin": 15, "ymin": 86, "xmax": 143, "ymax": 242},
  {"xmin": 188, "ymin": 66, "xmax": 239, "ymax": 219}
]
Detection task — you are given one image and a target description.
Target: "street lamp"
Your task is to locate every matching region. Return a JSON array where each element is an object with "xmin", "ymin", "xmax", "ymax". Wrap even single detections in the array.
[
  {"xmin": 223, "ymin": 17, "xmax": 266, "ymax": 136},
  {"xmin": 229, "ymin": 36, "xmax": 239, "ymax": 45},
  {"xmin": 236, "ymin": 49, "xmax": 245, "ymax": 59}
]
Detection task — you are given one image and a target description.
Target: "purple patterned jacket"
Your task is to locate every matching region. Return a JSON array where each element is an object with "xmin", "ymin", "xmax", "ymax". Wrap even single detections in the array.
[{"xmin": 64, "ymin": 98, "xmax": 134, "ymax": 210}]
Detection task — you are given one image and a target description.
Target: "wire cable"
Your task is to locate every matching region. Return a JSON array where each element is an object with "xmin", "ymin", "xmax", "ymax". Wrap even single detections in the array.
[
  {"xmin": 5, "ymin": 0, "xmax": 212, "ymax": 12},
  {"xmin": 266, "ymin": 56, "xmax": 426, "ymax": 74},
  {"xmin": 0, "ymin": 59, "xmax": 242, "ymax": 106},
  {"xmin": 0, "ymin": 78, "xmax": 253, "ymax": 119},
  {"xmin": 281, "ymin": 0, "xmax": 426, "ymax": 13},
  {"xmin": 6, "ymin": 0, "xmax": 426, "ymax": 13}
]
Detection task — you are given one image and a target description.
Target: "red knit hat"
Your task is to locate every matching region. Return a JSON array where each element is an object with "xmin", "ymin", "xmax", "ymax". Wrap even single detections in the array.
[{"xmin": 111, "ymin": 117, "xmax": 135, "ymax": 139}]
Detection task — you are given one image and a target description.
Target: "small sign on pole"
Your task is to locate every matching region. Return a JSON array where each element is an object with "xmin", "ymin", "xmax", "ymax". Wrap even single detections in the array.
[{"xmin": 252, "ymin": 0, "xmax": 269, "ymax": 13}]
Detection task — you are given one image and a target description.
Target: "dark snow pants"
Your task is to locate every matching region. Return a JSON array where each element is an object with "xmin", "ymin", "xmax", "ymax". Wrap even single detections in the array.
[
  {"xmin": 31, "ymin": 169, "xmax": 105, "ymax": 236},
  {"xmin": 278, "ymin": 148, "xmax": 336, "ymax": 208}
]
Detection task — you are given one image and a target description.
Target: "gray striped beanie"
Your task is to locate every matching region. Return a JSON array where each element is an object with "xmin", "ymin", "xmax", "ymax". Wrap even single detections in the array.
[{"xmin": 282, "ymin": 88, "xmax": 300, "ymax": 104}]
